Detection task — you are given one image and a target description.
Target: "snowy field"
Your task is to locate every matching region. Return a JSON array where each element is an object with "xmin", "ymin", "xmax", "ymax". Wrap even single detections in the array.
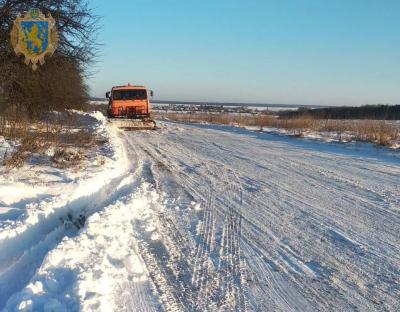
[
  {"xmin": 0, "ymin": 116, "xmax": 399, "ymax": 311},
  {"xmin": 244, "ymin": 124, "xmax": 400, "ymax": 150}
]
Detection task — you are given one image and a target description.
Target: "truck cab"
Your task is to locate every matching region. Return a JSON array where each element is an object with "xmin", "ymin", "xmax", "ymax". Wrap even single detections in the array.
[{"xmin": 106, "ymin": 84, "xmax": 153, "ymax": 119}]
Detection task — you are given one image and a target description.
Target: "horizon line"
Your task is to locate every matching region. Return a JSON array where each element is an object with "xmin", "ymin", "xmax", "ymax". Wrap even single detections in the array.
[{"xmin": 90, "ymin": 97, "xmax": 399, "ymax": 108}]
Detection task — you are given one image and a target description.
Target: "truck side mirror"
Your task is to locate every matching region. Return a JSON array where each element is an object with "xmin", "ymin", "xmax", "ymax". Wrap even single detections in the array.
[
  {"xmin": 150, "ymin": 90, "xmax": 154, "ymax": 98},
  {"xmin": 106, "ymin": 92, "xmax": 110, "ymax": 99}
]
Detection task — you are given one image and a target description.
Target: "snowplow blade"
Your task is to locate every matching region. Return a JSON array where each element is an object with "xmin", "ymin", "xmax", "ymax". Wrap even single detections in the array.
[{"xmin": 108, "ymin": 119, "xmax": 156, "ymax": 130}]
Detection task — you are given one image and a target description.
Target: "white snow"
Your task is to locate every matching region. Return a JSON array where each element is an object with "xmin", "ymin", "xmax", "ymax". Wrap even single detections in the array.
[
  {"xmin": 0, "ymin": 111, "xmax": 134, "ymax": 311},
  {"xmin": 1, "ymin": 117, "xmax": 399, "ymax": 311},
  {"xmin": 245, "ymin": 124, "xmax": 400, "ymax": 149},
  {"xmin": 5, "ymin": 183, "xmax": 160, "ymax": 312},
  {"xmin": 0, "ymin": 184, "xmax": 46, "ymax": 206}
]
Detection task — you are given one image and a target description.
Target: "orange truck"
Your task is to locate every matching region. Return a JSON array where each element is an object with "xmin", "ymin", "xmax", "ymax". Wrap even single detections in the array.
[{"xmin": 106, "ymin": 84, "xmax": 156, "ymax": 130}]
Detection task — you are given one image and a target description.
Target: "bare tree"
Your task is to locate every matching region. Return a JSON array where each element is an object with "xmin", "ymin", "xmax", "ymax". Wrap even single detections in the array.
[{"xmin": 0, "ymin": 0, "xmax": 99, "ymax": 119}]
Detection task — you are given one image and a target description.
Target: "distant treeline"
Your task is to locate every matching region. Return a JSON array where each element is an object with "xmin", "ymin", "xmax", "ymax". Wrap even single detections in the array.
[{"xmin": 279, "ymin": 105, "xmax": 400, "ymax": 120}]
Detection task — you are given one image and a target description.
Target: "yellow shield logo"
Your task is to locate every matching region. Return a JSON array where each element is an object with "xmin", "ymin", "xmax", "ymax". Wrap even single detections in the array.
[{"xmin": 10, "ymin": 9, "xmax": 58, "ymax": 70}]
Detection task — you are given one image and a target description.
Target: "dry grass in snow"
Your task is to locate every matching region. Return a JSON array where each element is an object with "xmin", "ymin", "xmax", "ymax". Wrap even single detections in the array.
[
  {"xmin": 0, "ymin": 112, "xmax": 105, "ymax": 169},
  {"xmin": 155, "ymin": 112, "xmax": 400, "ymax": 147}
]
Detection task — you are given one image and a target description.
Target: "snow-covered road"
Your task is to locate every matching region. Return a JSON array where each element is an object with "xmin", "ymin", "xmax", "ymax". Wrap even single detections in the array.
[
  {"xmin": 1, "ymin": 119, "xmax": 400, "ymax": 311},
  {"xmin": 120, "ymin": 122, "xmax": 400, "ymax": 311}
]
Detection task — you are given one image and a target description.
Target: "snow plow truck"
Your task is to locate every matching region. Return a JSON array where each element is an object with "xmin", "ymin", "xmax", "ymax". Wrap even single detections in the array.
[{"xmin": 106, "ymin": 84, "xmax": 156, "ymax": 130}]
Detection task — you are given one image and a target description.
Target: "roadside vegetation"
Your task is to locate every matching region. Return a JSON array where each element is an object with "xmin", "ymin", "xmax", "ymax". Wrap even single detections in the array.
[
  {"xmin": 0, "ymin": 112, "xmax": 104, "ymax": 169},
  {"xmin": 0, "ymin": 0, "xmax": 100, "ymax": 168},
  {"xmin": 155, "ymin": 112, "xmax": 400, "ymax": 148}
]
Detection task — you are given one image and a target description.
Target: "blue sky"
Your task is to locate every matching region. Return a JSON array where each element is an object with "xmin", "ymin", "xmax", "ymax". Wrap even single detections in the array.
[{"xmin": 89, "ymin": 0, "xmax": 400, "ymax": 106}]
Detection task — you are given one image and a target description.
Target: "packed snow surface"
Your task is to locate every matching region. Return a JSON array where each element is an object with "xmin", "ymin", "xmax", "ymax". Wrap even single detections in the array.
[{"xmin": 1, "ymin": 119, "xmax": 399, "ymax": 311}]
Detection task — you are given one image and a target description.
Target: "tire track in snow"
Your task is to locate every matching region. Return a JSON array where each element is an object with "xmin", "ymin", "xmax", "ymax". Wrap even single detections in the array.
[
  {"xmin": 189, "ymin": 128, "xmax": 400, "ymax": 309},
  {"xmin": 123, "ymin": 131, "xmax": 250, "ymax": 312},
  {"xmin": 124, "ymin": 122, "xmax": 400, "ymax": 311},
  {"xmin": 130, "ymin": 129, "xmax": 318, "ymax": 310}
]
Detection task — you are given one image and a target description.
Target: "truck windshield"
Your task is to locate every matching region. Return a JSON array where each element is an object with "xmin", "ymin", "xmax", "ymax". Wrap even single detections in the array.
[{"xmin": 113, "ymin": 89, "xmax": 147, "ymax": 100}]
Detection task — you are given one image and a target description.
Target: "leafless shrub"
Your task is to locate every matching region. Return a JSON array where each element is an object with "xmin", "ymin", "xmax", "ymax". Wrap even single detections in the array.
[
  {"xmin": 87, "ymin": 103, "xmax": 108, "ymax": 116},
  {"xmin": 57, "ymin": 129, "xmax": 97, "ymax": 148},
  {"xmin": 3, "ymin": 134, "xmax": 52, "ymax": 168},
  {"xmin": 1, "ymin": 112, "xmax": 105, "ymax": 169},
  {"xmin": 52, "ymin": 147, "xmax": 86, "ymax": 168},
  {"xmin": 3, "ymin": 149, "xmax": 25, "ymax": 168}
]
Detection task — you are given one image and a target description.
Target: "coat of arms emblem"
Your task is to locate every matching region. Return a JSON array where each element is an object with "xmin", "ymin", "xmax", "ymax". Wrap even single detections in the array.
[{"xmin": 10, "ymin": 9, "xmax": 58, "ymax": 70}]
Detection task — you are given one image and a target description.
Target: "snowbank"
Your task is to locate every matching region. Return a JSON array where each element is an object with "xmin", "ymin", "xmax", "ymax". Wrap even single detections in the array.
[
  {"xmin": 4, "ymin": 183, "xmax": 160, "ymax": 312},
  {"xmin": 0, "ymin": 111, "xmax": 129, "ymax": 310}
]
